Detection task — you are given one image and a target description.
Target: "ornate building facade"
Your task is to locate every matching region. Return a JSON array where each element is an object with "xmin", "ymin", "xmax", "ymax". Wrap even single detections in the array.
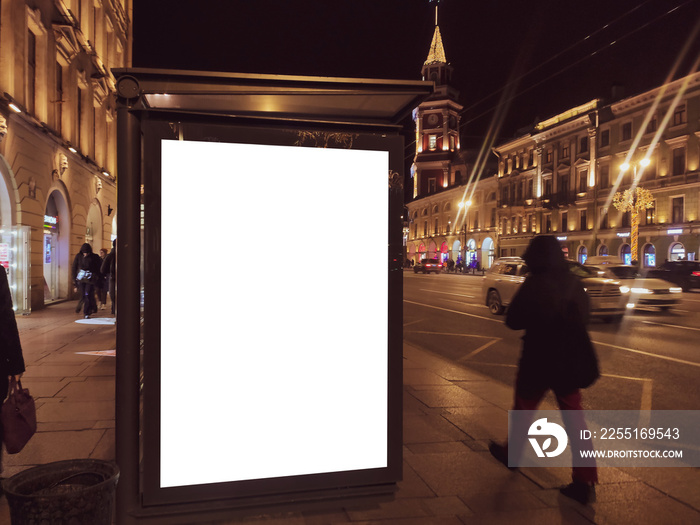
[
  {"xmin": 405, "ymin": 18, "xmax": 498, "ymax": 269},
  {"xmin": 0, "ymin": 0, "xmax": 130, "ymax": 311},
  {"xmin": 494, "ymin": 71, "xmax": 700, "ymax": 266}
]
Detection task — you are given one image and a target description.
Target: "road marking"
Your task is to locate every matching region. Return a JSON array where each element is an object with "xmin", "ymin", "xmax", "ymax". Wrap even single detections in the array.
[
  {"xmin": 592, "ymin": 340, "xmax": 700, "ymax": 367},
  {"xmin": 601, "ymin": 373, "xmax": 653, "ymax": 415},
  {"xmin": 406, "ymin": 330, "xmax": 496, "ymax": 339},
  {"xmin": 457, "ymin": 338, "xmax": 501, "ymax": 362},
  {"xmin": 443, "ymin": 299, "xmax": 486, "ymax": 308},
  {"xmin": 404, "ymin": 300, "xmax": 503, "ymax": 323},
  {"xmin": 641, "ymin": 320, "xmax": 700, "ymax": 332},
  {"xmin": 420, "ymin": 289, "xmax": 476, "ymax": 298}
]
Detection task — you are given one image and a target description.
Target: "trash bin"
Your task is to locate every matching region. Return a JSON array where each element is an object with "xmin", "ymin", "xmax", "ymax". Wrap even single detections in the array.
[{"xmin": 3, "ymin": 459, "xmax": 119, "ymax": 524}]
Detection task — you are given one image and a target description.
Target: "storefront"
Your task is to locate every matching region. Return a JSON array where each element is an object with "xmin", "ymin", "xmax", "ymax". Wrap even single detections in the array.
[
  {"xmin": 43, "ymin": 190, "xmax": 71, "ymax": 305},
  {"xmin": 0, "ymin": 156, "xmax": 29, "ymax": 313},
  {"xmin": 481, "ymin": 237, "xmax": 495, "ymax": 269}
]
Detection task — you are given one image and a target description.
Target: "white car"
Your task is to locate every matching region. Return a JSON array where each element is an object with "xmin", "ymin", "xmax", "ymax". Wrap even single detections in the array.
[
  {"xmin": 482, "ymin": 257, "xmax": 628, "ymax": 322},
  {"xmin": 585, "ymin": 263, "xmax": 682, "ymax": 311}
]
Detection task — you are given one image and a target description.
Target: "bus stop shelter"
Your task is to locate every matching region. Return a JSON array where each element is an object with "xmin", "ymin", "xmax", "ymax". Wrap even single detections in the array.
[{"xmin": 113, "ymin": 68, "xmax": 432, "ymax": 524}]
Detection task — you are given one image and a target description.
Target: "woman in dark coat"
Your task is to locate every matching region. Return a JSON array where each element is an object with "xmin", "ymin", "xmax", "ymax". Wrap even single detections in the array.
[
  {"xmin": 489, "ymin": 235, "xmax": 598, "ymax": 504},
  {"xmin": 0, "ymin": 268, "xmax": 26, "ymax": 469},
  {"xmin": 76, "ymin": 243, "xmax": 102, "ymax": 319}
]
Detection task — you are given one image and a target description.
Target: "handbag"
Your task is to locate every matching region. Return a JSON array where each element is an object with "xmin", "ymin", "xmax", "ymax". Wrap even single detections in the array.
[
  {"xmin": 568, "ymin": 322, "xmax": 600, "ymax": 389},
  {"xmin": 1, "ymin": 378, "xmax": 37, "ymax": 454},
  {"xmin": 76, "ymin": 269, "xmax": 92, "ymax": 282},
  {"xmin": 557, "ymin": 278, "xmax": 600, "ymax": 390}
]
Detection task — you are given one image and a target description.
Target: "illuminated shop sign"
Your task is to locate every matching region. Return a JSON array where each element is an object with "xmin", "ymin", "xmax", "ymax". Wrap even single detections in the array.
[
  {"xmin": 667, "ymin": 228, "xmax": 683, "ymax": 235},
  {"xmin": 44, "ymin": 215, "xmax": 58, "ymax": 230},
  {"xmin": 617, "ymin": 232, "xmax": 630, "ymax": 238}
]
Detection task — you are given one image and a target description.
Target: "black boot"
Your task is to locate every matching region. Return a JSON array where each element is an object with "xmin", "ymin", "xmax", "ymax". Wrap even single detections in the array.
[
  {"xmin": 488, "ymin": 441, "xmax": 516, "ymax": 470},
  {"xmin": 560, "ymin": 481, "xmax": 596, "ymax": 505}
]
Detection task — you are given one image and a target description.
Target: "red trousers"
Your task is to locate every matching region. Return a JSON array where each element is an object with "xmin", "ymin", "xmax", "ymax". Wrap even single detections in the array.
[{"xmin": 510, "ymin": 387, "xmax": 598, "ymax": 484}]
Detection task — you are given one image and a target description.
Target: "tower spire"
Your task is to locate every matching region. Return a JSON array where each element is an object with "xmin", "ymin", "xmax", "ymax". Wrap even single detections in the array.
[
  {"xmin": 425, "ymin": 0, "xmax": 446, "ymax": 65},
  {"xmin": 431, "ymin": 0, "xmax": 441, "ymax": 26}
]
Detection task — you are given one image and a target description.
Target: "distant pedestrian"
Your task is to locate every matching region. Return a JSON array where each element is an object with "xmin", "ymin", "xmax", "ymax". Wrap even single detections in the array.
[
  {"xmin": 0, "ymin": 267, "xmax": 26, "ymax": 471},
  {"xmin": 101, "ymin": 239, "xmax": 116, "ymax": 315},
  {"xmin": 71, "ymin": 250, "xmax": 84, "ymax": 313},
  {"xmin": 489, "ymin": 235, "xmax": 599, "ymax": 505},
  {"xmin": 75, "ymin": 243, "xmax": 102, "ymax": 319},
  {"xmin": 97, "ymin": 248, "xmax": 109, "ymax": 310}
]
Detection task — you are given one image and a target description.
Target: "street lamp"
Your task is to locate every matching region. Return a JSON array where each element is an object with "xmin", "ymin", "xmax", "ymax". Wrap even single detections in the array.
[
  {"xmin": 613, "ymin": 159, "xmax": 653, "ymax": 265},
  {"xmin": 458, "ymin": 200, "xmax": 471, "ymax": 269}
]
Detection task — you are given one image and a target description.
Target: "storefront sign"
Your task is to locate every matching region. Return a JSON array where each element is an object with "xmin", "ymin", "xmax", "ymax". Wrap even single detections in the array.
[
  {"xmin": 0, "ymin": 243, "xmax": 8, "ymax": 270},
  {"xmin": 617, "ymin": 232, "xmax": 630, "ymax": 238},
  {"xmin": 44, "ymin": 215, "xmax": 58, "ymax": 230},
  {"xmin": 667, "ymin": 228, "xmax": 683, "ymax": 235}
]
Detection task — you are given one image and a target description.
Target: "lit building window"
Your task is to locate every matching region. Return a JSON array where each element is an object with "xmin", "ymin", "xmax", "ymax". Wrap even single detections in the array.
[
  {"xmin": 673, "ymin": 105, "xmax": 686, "ymax": 126},
  {"xmin": 621, "ymin": 122, "xmax": 632, "ymax": 141},
  {"xmin": 429, "ymin": 135, "xmax": 437, "ymax": 151}
]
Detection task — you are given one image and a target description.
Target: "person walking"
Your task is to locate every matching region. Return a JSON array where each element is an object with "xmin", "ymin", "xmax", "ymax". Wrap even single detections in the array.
[
  {"xmin": 0, "ymin": 268, "xmax": 26, "ymax": 472},
  {"xmin": 97, "ymin": 248, "xmax": 109, "ymax": 310},
  {"xmin": 489, "ymin": 235, "xmax": 599, "ymax": 504},
  {"xmin": 75, "ymin": 243, "xmax": 102, "ymax": 319},
  {"xmin": 101, "ymin": 239, "xmax": 116, "ymax": 315},
  {"xmin": 71, "ymin": 249, "xmax": 84, "ymax": 313}
]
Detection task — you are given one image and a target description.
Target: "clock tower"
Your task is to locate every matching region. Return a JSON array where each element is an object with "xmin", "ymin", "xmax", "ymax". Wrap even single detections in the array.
[{"xmin": 412, "ymin": 16, "xmax": 465, "ymax": 198}]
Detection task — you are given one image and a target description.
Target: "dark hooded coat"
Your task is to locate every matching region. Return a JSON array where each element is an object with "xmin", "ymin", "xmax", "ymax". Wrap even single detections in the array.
[
  {"xmin": 506, "ymin": 235, "xmax": 591, "ymax": 394},
  {"xmin": 76, "ymin": 243, "xmax": 102, "ymax": 285},
  {"xmin": 0, "ymin": 268, "xmax": 25, "ymax": 392}
]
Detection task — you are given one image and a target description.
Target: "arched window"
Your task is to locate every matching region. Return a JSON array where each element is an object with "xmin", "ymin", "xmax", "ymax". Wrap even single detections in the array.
[
  {"xmin": 643, "ymin": 244, "xmax": 656, "ymax": 268},
  {"xmin": 598, "ymin": 244, "xmax": 608, "ymax": 256},
  {"xmin": 578, "ymin": 245, "xmax": 588, "ymax": 264},
  {"xmin": 670, "ymin": 242, "xmax": 686, "ymax": 261},
  {"xmin": 620, "ymin": 244, "xmax": 631, "ymax": 265}
]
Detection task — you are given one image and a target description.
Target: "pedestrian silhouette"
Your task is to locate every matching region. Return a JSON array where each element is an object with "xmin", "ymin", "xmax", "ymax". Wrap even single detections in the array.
[
  {"xmin": 489, "ymin": 235, "xmax": 599, "ymax": 504},
  {"xmin": 101, "ymin": 239, "xmax": 116, "ymax": 315},
  {"xmin": 0, "ymin": 266, "xmax": 26, "ymax": 471},
  {"xmin": 75, "ymin": 243, "xmax": 102, "ymax": 319}
]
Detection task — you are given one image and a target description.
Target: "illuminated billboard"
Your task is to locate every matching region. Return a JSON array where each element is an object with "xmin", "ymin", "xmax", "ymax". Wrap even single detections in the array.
[{"xmin": 140, "ymin": 120, "xmax": 404, "ymax": 507}]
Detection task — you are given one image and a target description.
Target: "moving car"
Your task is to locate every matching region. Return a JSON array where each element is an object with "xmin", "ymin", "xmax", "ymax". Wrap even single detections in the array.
[
  {"xmin": 646, "ymin": 260, "xmax": 700, "ymax": 292},
  {"xmin": 482, "ymin": 257, "xmax": 627, "ymax": 322},
  {"xmin": 585, "ymin": 261, "xmax": 682, "ymax": 311},
  {"xmin": 413, "ymin": 259, "xmax": 444, "ymax": 274}
]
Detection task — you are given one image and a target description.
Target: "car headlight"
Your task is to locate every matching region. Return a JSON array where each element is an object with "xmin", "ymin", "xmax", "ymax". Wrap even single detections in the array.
[
  {"xmin": 619, "ymin": 285, "xmax": 631, "ymax": 294},
  {"xmin": 669, "ymin": 287, "xmax": 683, "ymax": 293},
  {"xmin": 630, "ymin": 287, "xmax": 652, "ymax": 294}
]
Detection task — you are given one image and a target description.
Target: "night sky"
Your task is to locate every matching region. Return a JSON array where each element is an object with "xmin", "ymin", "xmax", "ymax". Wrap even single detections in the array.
[{"xmin": 133, "ymin": 0, "xmax": 700, "ymax": 146}]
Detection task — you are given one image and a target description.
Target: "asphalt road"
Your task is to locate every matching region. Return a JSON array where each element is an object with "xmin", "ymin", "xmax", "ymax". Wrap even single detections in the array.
[{"xmin": 403, "ymin": 271, "xmax": 700, "ymax": 411}]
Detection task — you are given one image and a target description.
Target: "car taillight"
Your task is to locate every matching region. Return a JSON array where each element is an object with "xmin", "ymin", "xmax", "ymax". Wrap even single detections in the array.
[{"xmin": 693, "ymin": 271, "xmax": 700, "ymax": 277}]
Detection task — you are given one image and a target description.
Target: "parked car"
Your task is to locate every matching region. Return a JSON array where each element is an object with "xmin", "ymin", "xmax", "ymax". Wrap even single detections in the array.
[
  {"xmin": 482, "ymin": 257, "xmax": 628, "ymax": 322},
  {"xmin": 646, "ymin": 260, "xmax": 700, "ymax": 292},
  {"xmin": 585, "ymin": 262, "xmax": 682, "ymax": 310},
  {"xmin": 414, "ymin": 259, "xmax": 444, "ymax": 274}
]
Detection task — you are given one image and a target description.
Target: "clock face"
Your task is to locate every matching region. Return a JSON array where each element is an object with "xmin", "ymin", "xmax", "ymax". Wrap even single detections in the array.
[{"xmin": 427, "ymin": 114, "xmax": 439, "ymax": 126}]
